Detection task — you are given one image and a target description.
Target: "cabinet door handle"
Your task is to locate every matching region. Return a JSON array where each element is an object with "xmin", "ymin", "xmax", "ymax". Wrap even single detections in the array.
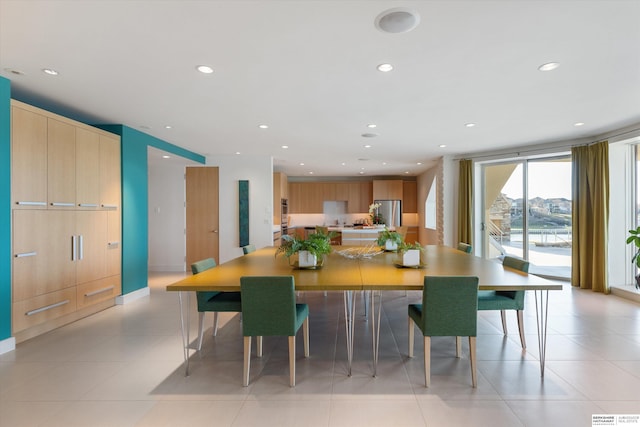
[
  {"xmin": 16, "ymin": 201, "xmax": 46, "ymax": 206},
  {"xmin": 107, "ymin": 241, "xmax": 120, "ymax": 247},
  {"xmin": 78, "ymin": 203, "xmax": 98, "ymax": 207},
  {"xmin": 78, "ymin": 235, "xmax": 84, "ymax": 260},
  {"xmin": 15, "ymin": 251, "xmax": 37, "ymax": 258},
  {"xmin": 101, "ymin": 204, "xmax": 118, "ymax": 209},
  {"xmin": 51, "ymin": 202, "xmax": 75, "ymax": 207},
  {"xmin": 25, "ymin": 300, "xmax": 70, "ymax": 316},
  {"xmin": 72, "ymin": 235, "xmax": 77, "ymax": 261},
  {"xmin": 84, "ymin": 286, "xmax": 114, "ymax": 297}
]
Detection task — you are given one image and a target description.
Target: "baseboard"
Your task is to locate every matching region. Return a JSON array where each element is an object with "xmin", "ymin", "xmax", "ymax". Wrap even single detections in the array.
[
  {"xmin": 115, "ymin": 286, "xmax": 150, "ymax": 305},
  {"xmin": 0, "ymin": 337, "xmax": 16, "ymax": 355},
  {"xmin": 148, "ymin": 264, "xmax": 186, "ymax": 272},
  {"xmin": 610, "ymin": 285, "xmax": 640, "ymax": 304}
]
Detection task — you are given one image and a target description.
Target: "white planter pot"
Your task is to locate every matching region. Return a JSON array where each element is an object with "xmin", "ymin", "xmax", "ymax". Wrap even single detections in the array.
[
  {"xmin": 298, "ymin": 251, "xmax": 317, "ymax": 267},
  {"xmin": 385, "ymin": 240, "xmax": 398, "ymax": 251},
  {"xmin": 402, "ymin": 249, "xmax": 420, "ymax": 266}
]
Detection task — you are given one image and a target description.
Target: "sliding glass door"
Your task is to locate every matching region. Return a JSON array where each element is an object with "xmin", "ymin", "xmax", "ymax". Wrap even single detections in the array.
[{"xmin": 482, "ymin": 156, "xmax": 572, "ymax": 279}]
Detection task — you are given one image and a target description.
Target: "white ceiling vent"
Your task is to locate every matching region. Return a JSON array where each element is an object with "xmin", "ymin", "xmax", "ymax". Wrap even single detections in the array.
[{"xmin": 375, "ymin": 8, "xmax": 420, "ymax": 34}]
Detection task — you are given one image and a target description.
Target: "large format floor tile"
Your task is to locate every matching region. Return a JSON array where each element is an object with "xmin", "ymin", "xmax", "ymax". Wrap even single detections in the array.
[{"xmin": 0, "ymin": 273, "xmax": 638, "ymax": 426}]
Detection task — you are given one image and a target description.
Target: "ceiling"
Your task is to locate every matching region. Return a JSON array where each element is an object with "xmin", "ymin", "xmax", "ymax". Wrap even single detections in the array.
[{"xmin": 2, "ymin": 1, "xmax": 639, "ymax": 177}]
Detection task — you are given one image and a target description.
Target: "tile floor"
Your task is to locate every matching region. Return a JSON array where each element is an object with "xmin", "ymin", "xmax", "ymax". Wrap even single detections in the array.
[{"xmin": 1, "ymin": 273, "xmax": 639, "ymax": 427}]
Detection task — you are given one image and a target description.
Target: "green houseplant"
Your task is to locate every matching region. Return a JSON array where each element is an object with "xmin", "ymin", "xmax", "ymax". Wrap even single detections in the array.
[
  {"xmin": 626, "ymin": 226, "xmax": 640, "ymax": 289},
  {"xmin": 376, "ymin": 227, "xmax": 403, "ymax": 251},
  {"xmin": 397, "ymin": 241, "xmax": 423, "ymax": 266},
  {"xmin": 276, "ymin": 231, "xmax": 333, "ymax": 268}
]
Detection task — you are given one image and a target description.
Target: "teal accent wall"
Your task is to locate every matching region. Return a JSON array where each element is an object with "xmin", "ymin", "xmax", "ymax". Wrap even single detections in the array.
[
  {"xmin": 98, "ymin": 125, "xmax": 204, "ymax": 295},
  {"xmin": 0, "ymin": 77, "xmax": 11, "ymax": 341}
]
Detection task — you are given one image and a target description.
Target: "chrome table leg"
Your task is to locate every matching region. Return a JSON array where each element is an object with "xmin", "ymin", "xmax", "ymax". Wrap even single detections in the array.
[
  {"xmin": 343, "ymin": 290, "xmax": 356, "ymax": 376},
  {"xmin": 178, "ymin": 291, "xmax": 192, "ymax": 376},
  {"xmin": 370, "ymin": 290, "xmax": 382, "ymax": 377},
  {"xmin": 534, "ymin": 290, "xmax": 550, "ymax": 377}
]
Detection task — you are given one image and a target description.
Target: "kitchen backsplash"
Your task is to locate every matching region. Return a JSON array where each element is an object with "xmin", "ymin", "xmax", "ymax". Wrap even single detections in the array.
[{"xmin": 287, "ymin": 212, "xmax": 419, "ymax": 227}]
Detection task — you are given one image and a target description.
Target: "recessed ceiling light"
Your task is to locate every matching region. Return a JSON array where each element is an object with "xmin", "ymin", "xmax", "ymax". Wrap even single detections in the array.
[
  {"xmin": 465, "ymin": 123, "xmax": 476, "ymax": 128},
  {"xmin": 359, "ymin": 171, "xmax": 365, "ymax": 175},
  {"xmin": 235, "ymin": 151, "xmax": 241, "ymax": 155},
  {"xmin": 165, "ymin": 125, "xmax": 172, "ymax": 129},
  {"xmin": 196, "ymin": 65, "xmax": 214, "ymax": 74},
  {"xmin": 281, "ymin": 145, "xmax": 289, "ymax": 149},
  {"xmin": 377, "ymin": 63, "xmax": 394, "ymax": 72},
  {"xmin": 382, "ymin": 162, "xmax": 387, "ymax": 166},
  {"xmin": 404, "ymin": 171, "xmax": 410, "ymax": 174},
  {"xmin": 162, "ymin": 155, "xmax": 171, "ymax": 159},
  {"xmin": 417, "ymin": 162, "xmax": 422, "ymax": 165},
  {"xmin": 364, "ymin": 144, "xmax": 372, "ymax": 148},
  {"xmin": 4, "ymin": 67, "xmax": 25, "ymax": 76},
  {"xmin": 341, "ymin": 162, "xmax": 346, "ymax": 166},
  {"xmin": 299, "ymin": 162, "xmax": 305, "ymax": 166},
  {"xmin": 574, "ymin": 122, "xmax": 585, "ymax": 127},
  {"xmin": 538, "ymin": 62, "xmax": 559, "ymax": 71},
  {"xmin": 42, "ymin": 68, "xmax": 58, "ymax": 75},
  {"xmin": 375, "ymin": 8, "xmax": 420, "ymax": 34},
  {"xmin": 367, "ymin": 124, "xmax": 377, "ymax": 128},
  {"xmin": 309, "ymin": 171, "xmax": 314, "ymax": 175},
  {"xmin": 361, "ymin": 133, "xmax": 378, "ymax": 138},
  {"xmin": 258, "ymin": 124, "xmax": 269, "ymax": 129},
  {"xmin": 439, "ymin": 144, "xmax": 447, "ymax": 148}
]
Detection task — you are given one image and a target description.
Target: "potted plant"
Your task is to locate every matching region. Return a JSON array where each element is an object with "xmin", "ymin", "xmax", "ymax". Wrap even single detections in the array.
[
  {"xmin": 397, "ymin": 241, "xmax": 423, "ymax": 266},
  {"xmin": 376, "ymin": 227, "xmax": 403, "ymax": 251},
  {"xmin": 626, "ymin": 226, "xmax": 640, "ymax": 289},
  {"xmin": 276, "ymin": 230, "xmax": 333, "ymax": 268}
]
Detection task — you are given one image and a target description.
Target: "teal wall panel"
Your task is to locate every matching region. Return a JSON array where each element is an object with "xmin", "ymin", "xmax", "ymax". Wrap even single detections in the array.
[
  {"xmin": 0, "ymin": 77, "xmax": 10, "ymax": 340},
  {"xmin": 98, "ymin": 125, "xmax": 204, "ymax": 295}
]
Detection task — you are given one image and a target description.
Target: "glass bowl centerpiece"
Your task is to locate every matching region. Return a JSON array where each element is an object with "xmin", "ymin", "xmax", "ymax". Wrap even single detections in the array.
[{"xmin": 276, "ymin": 230, "xmax": 333, "ymax": 269}]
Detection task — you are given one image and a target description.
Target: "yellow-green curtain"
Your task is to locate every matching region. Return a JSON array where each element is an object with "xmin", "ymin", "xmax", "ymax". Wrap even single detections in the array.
[
  {"xmin": 458, "ymin": 159, "xmax": 473, "ymax": 246},
  {"xmin": 571, "ymin": 141, "xmax": 609, "ymax": 293}
]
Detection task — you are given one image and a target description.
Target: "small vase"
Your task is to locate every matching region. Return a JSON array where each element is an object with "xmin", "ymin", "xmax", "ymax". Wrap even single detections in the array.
[
  {"xmin": 384, "ymin": 240, "xmax": 398, "ymax": 251},
  {"xmin": 402, "ymin": 249, "xmax": 420, "ymax": 266},
  {"xmin": 298, "ymin": 250, "xmax": 317, "ymax": 267}
]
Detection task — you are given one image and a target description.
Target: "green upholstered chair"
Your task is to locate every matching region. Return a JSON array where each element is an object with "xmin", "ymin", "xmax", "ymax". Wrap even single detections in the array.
[
  {"xmin": 408, "ymin": 275, "xmax": 479, "ymax": 387},
  {"xmin": 240, "ymin": 276, "xmax": 309, "ymax": 387},
  {"xmin": 477, "ymin": 255, "xmax": 529, "ymax": 349},
  {"xmin": 191, "ymin": 258, "xmax": 242, "ymax": 351},
  {"xmin": 242, "ymin": 244, "xmax": 256, "ymax": 255},
  {"xmin": 457, "ymin": 242, "xmax": 473, "ymax": 253}
]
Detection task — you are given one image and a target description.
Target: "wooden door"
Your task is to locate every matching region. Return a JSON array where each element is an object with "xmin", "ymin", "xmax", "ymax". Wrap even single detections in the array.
[{"xmin": 186, "ymin": 167, "xmax": 219, "ymax": 267}]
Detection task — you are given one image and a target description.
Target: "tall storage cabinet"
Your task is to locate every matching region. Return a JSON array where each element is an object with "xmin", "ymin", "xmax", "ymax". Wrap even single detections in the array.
[{"xmin": 10, "ymin": 100, "xmax": 121, "ymax": 341}]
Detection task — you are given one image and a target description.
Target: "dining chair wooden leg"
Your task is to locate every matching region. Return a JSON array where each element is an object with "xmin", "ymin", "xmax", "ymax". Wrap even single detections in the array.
[
  {"xmin": 408, "ymin": 318, "xmax": 415, "ymax": 357},
  {"xmin": 516, "ymin": 310, "xmax": 526, "ymax": 349},
  {"xmin": 469, "ymin": 336, "xmax": 477, "ymax": 388},
  {"xmin": 500, "ymin": 310, "xmax": 508, "ymax": 335},
  {"xmin": 303, "ymin": 318, "xmax": 309, "ymax": 358},
  {"xmin": 212, "ymin": 312, "xmax": 219, "ymax": 336},
  {"xmin": 288, "ymin": 336, "xmax": 296, "ymax": 387},
  {"xmin": 243, "ymin": 336, "xmax": 251, "ymax": 387},
  {"xmin": 424, "ymin": 336, "xmax": 431, "ymax": 387},
  {"xmin": 257, "ymin": 336, "xmax": 263, "ymax": 357},
  {"xmin": 455, "ymin": 336, "xmax": 461, "ymax": 358},
  {"xmin": 197, "ymin": 312, "xmax": 206, "ymax": 351}
]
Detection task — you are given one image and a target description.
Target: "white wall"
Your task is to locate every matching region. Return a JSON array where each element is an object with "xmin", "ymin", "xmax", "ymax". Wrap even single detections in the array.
[
  {"xmin": 206, "ymin": 154, "xmax": 273, "ymax": 263},
  {"xmin": 148, "ymin": 161, "xmax": 189, "ymax": 272}
]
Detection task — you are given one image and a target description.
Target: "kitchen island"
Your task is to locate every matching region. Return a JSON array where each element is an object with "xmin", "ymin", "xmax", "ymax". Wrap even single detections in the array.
[{"xmin": 327, "ymin": 226, "xmax": 383, "ymax": 246}]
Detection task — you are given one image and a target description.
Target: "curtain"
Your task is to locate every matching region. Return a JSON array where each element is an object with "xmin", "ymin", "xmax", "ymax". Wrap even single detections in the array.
[
  {"xmin": 571, "ymin": 141, "xmax": 609, "ymax": 293},
  {"xmin": 457, "ymin": 159, "xmax": 473, "ymax": 246}
]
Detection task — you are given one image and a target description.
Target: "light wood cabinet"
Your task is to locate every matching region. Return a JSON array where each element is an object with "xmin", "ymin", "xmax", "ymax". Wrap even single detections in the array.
[
  {"xmin": 403, "ymin": 181, "xmax": 417, "ymax": 213},
  {"xmin": 11, "ymin": 105, "xmax": 47, "ymax": 208},
  {"xmin": 10, "ymin": 100, "xmax": 121, "ymax": 339},
  {"xmin": 335, "ymin": 183, "xmax": 349, "ymax": 201},
  {"xmin": 76, "ymin": 128, "xmax": 101, "ymax": 208},
  {"xmin": 273, "ymin": 172, "xmax": 288, "ymax": 223},
  {"xmin": 288, "ymin": 182, "xmax": 324, "ymax": 213},
  {"xmin": 373, "ymin": 180, "xmax": 403, "ymax": 200},
  {"xmin": 348, "ymin": 182, "xmax": 372, "ymax": 213}
]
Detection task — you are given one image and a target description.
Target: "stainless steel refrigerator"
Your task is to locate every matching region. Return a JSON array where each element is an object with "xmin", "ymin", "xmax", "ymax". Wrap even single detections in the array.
[{"xmin": 374, "ymin": 200, "xmax": 401, "ymax": 227}]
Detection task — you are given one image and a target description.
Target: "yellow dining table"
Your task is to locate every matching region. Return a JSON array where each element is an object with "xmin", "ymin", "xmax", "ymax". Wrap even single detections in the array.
[{"xmin": 166, "ymin": 245, "xmax": 561, "ymax": 377}]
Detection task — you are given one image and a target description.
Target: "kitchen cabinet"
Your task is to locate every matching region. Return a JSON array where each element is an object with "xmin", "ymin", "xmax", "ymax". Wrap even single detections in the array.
[
  {"xmin": 288, "ymin": 182, "xmax": 323, "ymax": 213},
  {"xmin": 373, "ymin": 180, "xmax": 403, "ymax": 200},
  {"xmin": 348, "ymin": 182, "xmax": 372, "ymax": 213},
  {"xmin": 403, "ymin": 181, "xmax": 417, "ymax": 213},
  {"xmin": 10, "ymin": 100, "xmax": 121, "ymax": 340}
]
